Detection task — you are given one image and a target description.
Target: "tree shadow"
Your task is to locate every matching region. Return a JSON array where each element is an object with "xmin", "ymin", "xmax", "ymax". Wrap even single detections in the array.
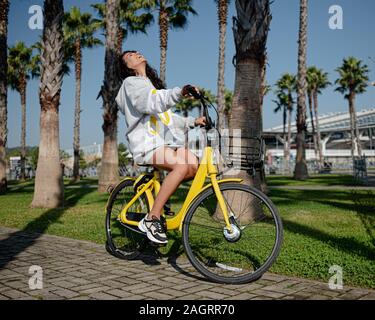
[
  {"xmin": 0, "ymin": 181, "xmax": 96, "ymax": 270},
  {"xmin": 4, "ymin": 180, "xmax": 35, "ymax": 194},
  {"xmin": 282, "ymin": 219, "xmax": 375, "ymax": 261},
  {"xmin": 164, "ymin": 237, "xmax": 208, "ymax": 282},
  {"xmin": 267, "ymin": 175, "xmax": 360, "ymax": 187},
  {"xmin": 350, "ymin": 189, "xmax": 375, "ymax": 247},
  {"xmin": 270, "ymin": 188, "xmax": 368, "ymax": 213},
  {"xmin": 270, "ymin": 188, "xmax": 375, "ymax": 260}
]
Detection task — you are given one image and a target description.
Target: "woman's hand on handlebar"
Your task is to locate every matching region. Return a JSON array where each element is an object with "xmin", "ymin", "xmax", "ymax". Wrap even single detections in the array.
[
  {"xmin": 182, "ymin": 85, "xmax": 201, "ymax": 99},
  {"xmin": 194, "ymin": 116, "xmax": 206, "ymax": 127}
]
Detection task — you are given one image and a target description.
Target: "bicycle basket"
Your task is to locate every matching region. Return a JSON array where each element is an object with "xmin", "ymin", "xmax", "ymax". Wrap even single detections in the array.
[{"xmin": 221, "ymin": 135, "xmax": 264, "ymax": 176}]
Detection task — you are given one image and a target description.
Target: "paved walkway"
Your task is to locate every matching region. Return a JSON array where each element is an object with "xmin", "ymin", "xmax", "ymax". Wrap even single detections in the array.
[{"xmin": 0, "ymin": 226, "xmax": 374, "ymax": 300}]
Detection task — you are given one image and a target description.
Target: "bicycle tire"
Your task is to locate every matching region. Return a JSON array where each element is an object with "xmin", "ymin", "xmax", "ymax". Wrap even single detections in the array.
[
  {"xmin": 105, "ymin": 178, "xmax": 149, "ymax": 260},
  {"xmin": 182, "ymin": 183, "xmax": 283, "ymax": 284}
]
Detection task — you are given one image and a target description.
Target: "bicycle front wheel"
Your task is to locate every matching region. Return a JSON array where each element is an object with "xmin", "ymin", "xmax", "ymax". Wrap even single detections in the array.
[{"xmin": 182, "ymin": 183, "xmax": 283, "ymax": 284}]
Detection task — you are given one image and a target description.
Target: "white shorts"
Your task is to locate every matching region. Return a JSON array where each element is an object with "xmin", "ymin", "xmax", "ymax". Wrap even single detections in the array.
[{"xmin": 140, "ymin": 144, "xmax": 200, "ymax": 166}]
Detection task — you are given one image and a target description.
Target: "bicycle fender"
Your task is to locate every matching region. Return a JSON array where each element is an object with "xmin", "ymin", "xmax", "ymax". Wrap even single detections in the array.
[{"xmin": 178, "ymin": 178, "xmax": 243, "ymax": 231}]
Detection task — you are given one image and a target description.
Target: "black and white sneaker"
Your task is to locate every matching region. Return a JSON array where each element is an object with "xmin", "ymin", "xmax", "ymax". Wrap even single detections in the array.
[{"xmin": 138, "ymin": 216, "xmax": 168, "ymax": 244}]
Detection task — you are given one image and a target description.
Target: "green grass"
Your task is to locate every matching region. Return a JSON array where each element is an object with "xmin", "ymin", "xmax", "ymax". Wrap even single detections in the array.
[
  {"xmin": 266, "ymin": 174, "xmax": 360, "ymax": 187},
  {"xmin": 269, "ymin": 188, "xmax": 374, "ymax": 289},
  {"xmin": 0, "ymin": 176, "xmax": 374, "ymax": 289}
]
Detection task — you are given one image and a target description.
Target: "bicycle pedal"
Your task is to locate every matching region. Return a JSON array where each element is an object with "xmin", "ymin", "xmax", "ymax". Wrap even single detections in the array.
[
  {"xmin": 148, "ymin": 241, "xmax": 167, "ymax": 248},
  {"xmin": 163, "ymin": 203, "xmax": 175, "ymax": 216},
  {"xmin": 164, "ymin": 210, "xmax": 175, "ymax": 217}
]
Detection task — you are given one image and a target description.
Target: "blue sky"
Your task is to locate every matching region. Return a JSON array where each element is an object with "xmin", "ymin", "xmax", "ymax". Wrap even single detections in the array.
[{"xmin": 7, "ymin": 0, "xmax": 375, "ymax": 150}]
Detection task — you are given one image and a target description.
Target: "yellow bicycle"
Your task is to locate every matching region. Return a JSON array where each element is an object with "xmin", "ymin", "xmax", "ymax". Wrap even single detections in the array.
[{"xmin": 105, "ymin": 90, "xmax": 283, "ymax": 284}]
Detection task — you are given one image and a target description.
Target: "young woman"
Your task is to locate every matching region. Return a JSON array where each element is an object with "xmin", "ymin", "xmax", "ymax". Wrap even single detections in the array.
[{"xmin": 116, "ymin": 51, "xmax": 206, "ymax": 244}]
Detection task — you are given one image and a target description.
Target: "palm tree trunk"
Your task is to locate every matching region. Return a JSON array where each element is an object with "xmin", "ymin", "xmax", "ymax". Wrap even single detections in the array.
[
  {"xmin": 116, "ymin": 28, "xmax": 123, "ymax": 56},
  {"xmin": 20, "ymin": 80, "xmax": 27, "ymax": 181},
  {"xmin": 294, "ymin": 0, "xmax": 309, "ymax": 180},
  {"xmin": 286, "ymin": 106, "xmax": 292, "ymax": 173},
  {"xmin": 348, "ymin": 92, "xmax": 362, "ymax": 158},
  {"xmin": 283, "ymin": 132, "xmax": 288, "ymax": 173},
  {"xmin": 73, "ymin": 39, "xmax": 82, "ymax": 182},
  {"xmin": 0, "ymin": 0, "xmax": 9, "ymax": 194},
  {"xmin": 31, "ymin": 0, "xmax": 65, "ymax": 208},
  {"xmin": 217, "ymin": 0, "xmax": 228, "ymax": 131},
  {"xmin": 159, "ymin": 6, "xmax": 168, "ymax": 86},
  {"xmin": 350, "ymin": 93, "xmax": 362, "ymax": 157},
  {"xmin": 227, "ymin": 59, "xmax": 264, "ymax": 223},
  {"xmin": 98, "ymin": 0, "xmax": 120, "ymax": 193},
  {"xmin": 223, "ymin": 0, "xmax": 271, "ymax": 223},
  {"xmin": 313, "ymin": 90, "xmax": 324, "ymax": 168},
  {"xmin": 348, "ymin": 96, "xmax": 355, "ymax": 163},
  {"xmin": 229, "ymin": 59, "xmax": 262, "ymax": 201},
  {"xmin": 230, "ymin": 60, "xmax": 263, "ymax": 187},
  {"xmin": 259, "ymin": 60, "xmax": 268, "ymax": 193},
  {"xmin": 308, "ymin": 91, "xmax": 318, "ymax": 165}
]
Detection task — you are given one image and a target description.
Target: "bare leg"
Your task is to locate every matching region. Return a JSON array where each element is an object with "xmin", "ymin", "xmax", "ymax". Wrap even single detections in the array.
[{"xmin": 148, "ymin": 147, "xmax": 198, "ymax": 219}]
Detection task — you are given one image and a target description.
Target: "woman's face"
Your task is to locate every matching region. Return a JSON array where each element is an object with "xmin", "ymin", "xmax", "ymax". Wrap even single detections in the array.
[{"xmin": 123, "ymin": 51, "xmax": 147, "ymax": 70}]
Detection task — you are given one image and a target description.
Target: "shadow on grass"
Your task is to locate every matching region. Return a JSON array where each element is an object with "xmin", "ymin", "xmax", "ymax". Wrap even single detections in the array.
[
  {"xmin": 270, "ymin": 188, "xmax": 375, "ymax": 260},
  {"xmin": 4, "ymin": 179, "xmax": 35, "ymax": 194},
  {"xmin": 282, "ymin": 218, "xmax": 375, "ymax": 261},
  {"xmin": 271, "ymin": 188, "xmax": 366, "ymax": 212},
  {"xmin": 0, "ymin": 184, "xmax": 96, "ymax": 270},
  {"xmin": 266, "ymin": 174, "xmax": 360, "ymax": 187},
  {"xmin": 351, "ymin": 189, "xmax": 375, "ymax": 247}
]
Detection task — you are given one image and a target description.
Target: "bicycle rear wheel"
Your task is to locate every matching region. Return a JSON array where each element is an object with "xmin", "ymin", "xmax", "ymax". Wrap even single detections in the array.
[
  {"xmin": 105, "ymin": 178, "xmax": 149, "ymax": 260},
  {"xmin": 182, "ymin": 183, "xmax": 283, "ymax": 284}
]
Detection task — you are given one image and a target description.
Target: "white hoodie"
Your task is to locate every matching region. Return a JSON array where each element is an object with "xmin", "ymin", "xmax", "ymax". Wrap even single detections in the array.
[{"xmin": 115, "ymin": 76, "xmax": 196, "ymax": 164}]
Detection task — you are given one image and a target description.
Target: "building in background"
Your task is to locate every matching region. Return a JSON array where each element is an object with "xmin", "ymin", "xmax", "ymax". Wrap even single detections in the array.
[{"xmin": 263, "ymin": 108, "xmax": 375, "ymax": 173}]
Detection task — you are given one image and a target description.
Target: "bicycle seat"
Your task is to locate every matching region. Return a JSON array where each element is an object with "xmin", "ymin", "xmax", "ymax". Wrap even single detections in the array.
[{"xmin": 136, "ymin": 164, "xmax": 160, "ymax": 172}]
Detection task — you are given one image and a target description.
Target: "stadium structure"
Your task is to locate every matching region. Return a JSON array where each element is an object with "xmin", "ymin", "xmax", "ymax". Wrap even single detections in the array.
[{"xmin": 263, "ymin": 108, "xmax": 375, "ymax": 171}]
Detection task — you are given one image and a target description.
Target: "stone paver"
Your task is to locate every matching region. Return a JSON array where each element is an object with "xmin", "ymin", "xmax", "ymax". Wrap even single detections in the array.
[{"xmin": 0, "ymin": 226, "xmax": 374, "ymax": 300}]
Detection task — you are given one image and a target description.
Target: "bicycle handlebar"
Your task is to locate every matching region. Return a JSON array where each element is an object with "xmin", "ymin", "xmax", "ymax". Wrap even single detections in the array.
[{"xmin": 185, "ymin": 85, "xmax": 214, "ymax": 131}]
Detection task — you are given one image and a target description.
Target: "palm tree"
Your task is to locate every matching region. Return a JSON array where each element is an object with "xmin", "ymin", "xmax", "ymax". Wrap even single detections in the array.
[
  {"xmin": 215, "ymin": 0, "xmax": 230, "ymax": 131},
  {"xmin": 31, "ymin": 0, "xmax": 65, "ymax": 208},
  {"xmin": 93, "ymin": 0, "xmax": 154, "ymax": 192},
  {"xmin": 98, "ymin": 0, "xmax": 122, "ymax": 193},
  {"xmin": 32, "ymin": 37, "xmax": 73, "ymax": 77},
  {"xmin": 0, "ymin": 0, "xmax": 9, "ymax": 194},
  {"xmin": 151, "ymin": 0, "xmax": 197, "ymax": 85},
  {"xmin": 63, "ymin": 7, "xmax": 102, "ymax": 182},
  {"xmin": 335, "ymin": 57, "xmax": 369, "ymax": 161},
  {"xmin": 307, "ymin": 66, "xmax": 330, "ymax": 168},
  {"xmin": 227, "ymin": 0, "xmax": 271, "ymax": 222},
  {"xmin": 306, "ymin": 67, "xmax": 317, "ymax": 161},
  {"xmin": 273, "ymin": 92, "xmax": 288, "ymax": 170},
  {"xmin": 294, "ymin": 0, "xmax": 309, "ymax": 180},
  {"xmin": 274, "ymin": 73, "xmax": 296, "ymax": 172},
  {"xmin": 223, "ymin": 88, "xmax": 233, "ymax": 121},
  {"xmin": 7, "ymin": 42, "xmax": 39, "ymax": 180},
  {"xmin": 91, "ymin": 0, "xmax": 153, "ymax": 55}
]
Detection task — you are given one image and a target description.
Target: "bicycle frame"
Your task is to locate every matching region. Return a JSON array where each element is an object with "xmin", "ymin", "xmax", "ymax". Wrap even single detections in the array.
[{"xmin": 118, "ymin": 146, "xmax": 242, "ymax": 232}]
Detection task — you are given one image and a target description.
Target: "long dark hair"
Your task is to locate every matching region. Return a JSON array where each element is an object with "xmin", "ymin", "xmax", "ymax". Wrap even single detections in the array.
[{"xmin": 119, "ymin": 50, "xmax": 166, "ymax": 90}]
